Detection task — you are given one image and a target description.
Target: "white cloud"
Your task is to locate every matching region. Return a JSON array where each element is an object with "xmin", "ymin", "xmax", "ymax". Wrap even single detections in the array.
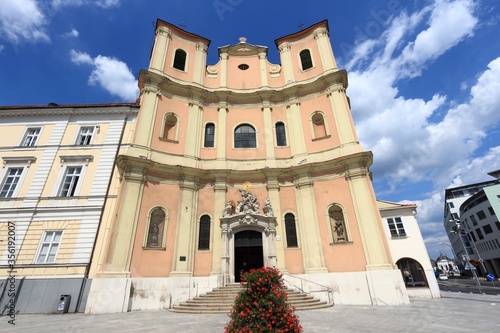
[
  {"xmin": 63, "ymin": 28, "xmax": 79, "ymax": 38},
  {"xmin": 70, "ymin": 49, "xmax": 139, "ymax": 101},
  {"xmin": 51, "ymin": 0, "xmax": 120, "ymax": 9},
  {"xmin": 0, "ymin": 45, "xmax": 4, "ymax": 53},
  {"xmin": 0, "ymin": 0, "xmax": 50, "ymax": 44}
]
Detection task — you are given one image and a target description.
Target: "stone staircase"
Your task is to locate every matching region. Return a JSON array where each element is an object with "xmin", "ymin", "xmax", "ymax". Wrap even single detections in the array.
[{"xmin": 170, "ymin": 283, "xmax": 332, "ymax": 313}]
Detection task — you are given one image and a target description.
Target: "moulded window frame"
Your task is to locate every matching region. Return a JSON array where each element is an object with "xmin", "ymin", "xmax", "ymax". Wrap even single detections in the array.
[
  {"xmin": 386, "ymin": 216, "xmax": 407, "ymax": 238},
  {"xmin": 197, "ymin": 213, "xmax": 212, "ymax": 251},
  {"xmin": 283, "ymin": 211, "xmax": 300, "ymax": 248},
  {"xmin": 172, "ymin": 48, "xmax": 188, "ymax": 72},
  {"xmin": 233, "ymin": 123, "xmax": 258, "ymax": 149},
  {"xmin": 309, "ymin": 111, "xmax": 330, "ymax": 141},
  {"xmin": 203, "ymin": 122, "xmax": 216, "ymax": 148},
  {"xmin": 143, "ymin": 206, "xmax": 168, "ymax": 250},
  {"xmin": 75, "ymin": 125, "xmax": 97, "ymax": 146},
  {"xmin": 34, "ymin": 230, "xmax": 63, "ymax": 264},
  {"xmin": 160, "ymin": 112, "xmax": 180, "ymax": 143},
  {"xmin": 19, "ymin": 126, "xmax": 43, "ymax": 147},
  {"xmin": 299, "ymin": 49, "xmax": 314, "ymax": 71},
  {"xmin": 0, "ymin": 156, "xmax": 36, "ymax": 199},
  {"xmin": 52, "ymin": 155, "xmax": 93, "ymax": 198},
  {"xmin": 275, "ymin": 121, "xmax": 288, "ymax": 147}
]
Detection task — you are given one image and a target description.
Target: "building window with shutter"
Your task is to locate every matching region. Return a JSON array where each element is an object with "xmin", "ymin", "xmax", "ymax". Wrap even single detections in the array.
[
  {"xmin": 198, "ymin": 215, "xmax": 211, "ymax": 250},
  {"xmin": 284, "ymin": 213, "xmax": 298, "ymax": 248}
]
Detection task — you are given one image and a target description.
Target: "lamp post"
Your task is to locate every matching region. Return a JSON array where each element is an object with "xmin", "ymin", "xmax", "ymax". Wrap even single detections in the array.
[{"xmin": 449, "ymin": 219, "xmax": 482, "ymax": 294}]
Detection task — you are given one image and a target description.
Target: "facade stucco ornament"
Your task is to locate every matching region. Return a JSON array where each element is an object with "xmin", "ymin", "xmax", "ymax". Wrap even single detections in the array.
[
  {"xmin": 313, "ymin": 27, "xmax": 329, "ymax": 39},
  {"xmin": 326, "ymin": 84, "xmax": 346, "ymax": 96},
  {"xmin": 278, "ymin": 42, "xmax": 291, "ymax": 53},
  {"xmin": 263, "ymin": 199, "xmax": 274, "ymax": 217},
  {"xmin": 157, "ymin": 26, "xmax": 172, "ymax": 38},
  {"xmin": 196, "ymin": 42, "xmax": 208, "ymax": 53},
  {"xmin": 142, "ymin": 84, "xmax": 161, "ymax": 96},
  {"xmin": 269, "ymin": 65, "xmax": 281, "ymax": 75},
  {"xmin": 206, "ymin": 65, "xmax": 218, "ymax": 74},
  {"xmin": 239, "ymin": 214, "xmax": 259, "ymax": 225}
]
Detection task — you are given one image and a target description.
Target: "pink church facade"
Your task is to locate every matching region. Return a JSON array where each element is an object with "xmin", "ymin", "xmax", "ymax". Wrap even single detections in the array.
[{"xmin": 86, "ymin": 20, "xmax": 411, "ymax": 313}]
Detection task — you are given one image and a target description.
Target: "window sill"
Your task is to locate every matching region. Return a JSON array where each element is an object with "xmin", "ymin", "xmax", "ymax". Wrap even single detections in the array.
[
  {"xmin": 142, "ymin": 246, "xmax": 166, "ymax": 251},
  {"xmin": 312, "ymin": 135, "xmax": 331, "ymax": 142},
  {"xmin": 330, "ymin": 240, "xmax": 352, "ymax": 245},
  {"xmin": 159, "ymin": 137, "xmax": 179, "ymax": 144}
]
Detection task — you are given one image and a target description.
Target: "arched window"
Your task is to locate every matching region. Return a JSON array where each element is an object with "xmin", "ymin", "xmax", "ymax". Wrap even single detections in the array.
[
  {"xmin": 204, "ymin": 123, "xmax": 215, "ymax": 148},
  {"xmin": 284, "ymin": 213, "xmax": 298, "ymax": 248},
  {"xmin": 311, "ymin": 112, "xmax": 327, "ymax": 139},
  {"xmin": 198, "ymin": 215, "xmax": 211, "ymax": 250},
  {"xmin": 146, "ymin": 207, "xmax": 166, "ymax": 248},
  {"xmin": 173, "ymin": 49, "xmax": 187, "ymax": 71},
  {"xmin": 300, "ymin": 49, "xmax": 313, "ymax": 70},
  {"xmin": 234, "ymin": 124, "xmax": 256, "ymax": 148},
  {"xmin": 162, "ymin": 113, "xmax": 178, "ymax": 141},
  {"xmin": 396, "ymin": 258, "xmax": 428, "ymax": 287},
  {"xmin": 329, "ymin": 205, "xmax": 347, "ymax": 243},
  {"xmin": 275, "ymin": 122, "xmax": 287, "ymax": 147}
]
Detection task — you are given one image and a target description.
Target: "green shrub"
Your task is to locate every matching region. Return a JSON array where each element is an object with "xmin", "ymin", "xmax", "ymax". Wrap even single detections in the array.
[{"xmin": 225, "ymin": 267, "xmax": 303, "ymax": 333}]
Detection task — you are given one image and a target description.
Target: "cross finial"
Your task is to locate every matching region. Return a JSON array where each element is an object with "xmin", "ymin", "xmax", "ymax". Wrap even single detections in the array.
[
  {"xmin": 298, "ymin": 21, "xmax": 305, "ymax": 30},
  {"xmin": 179, "ymin": 22, "xmax": 187, "ymax": 29}
]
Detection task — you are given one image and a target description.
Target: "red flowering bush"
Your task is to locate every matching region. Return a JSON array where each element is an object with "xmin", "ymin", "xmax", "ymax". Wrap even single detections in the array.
[{"xmin": 225, "ymin": 267, "xmax": 303, "ymax": 333}]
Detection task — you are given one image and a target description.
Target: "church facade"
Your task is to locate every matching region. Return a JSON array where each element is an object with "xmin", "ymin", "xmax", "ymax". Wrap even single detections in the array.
[{"xmin": 86, "ymin": 19, "xmax": 411, "ymax": 313}]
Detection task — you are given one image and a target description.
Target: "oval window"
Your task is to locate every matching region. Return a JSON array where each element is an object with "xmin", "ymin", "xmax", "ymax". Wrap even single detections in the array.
[{"xmin": 238, "ymin": 64, "xmax": 249, "ymax": 70}]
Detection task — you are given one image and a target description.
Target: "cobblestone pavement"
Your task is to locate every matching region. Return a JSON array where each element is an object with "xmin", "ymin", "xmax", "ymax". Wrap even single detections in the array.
[{"xmin": 2, "ymin": 292, "xmax": 500, "ymax": 332}]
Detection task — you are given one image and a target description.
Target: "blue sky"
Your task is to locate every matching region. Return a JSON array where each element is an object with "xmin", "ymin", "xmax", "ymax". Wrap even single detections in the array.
[{"xmin": 1, "ymin": 0, "xmax": 500, "ymax": 261}]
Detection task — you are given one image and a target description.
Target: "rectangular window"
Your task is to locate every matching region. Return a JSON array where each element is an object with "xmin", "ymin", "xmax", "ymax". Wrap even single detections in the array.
[
  {"xmin": 476, "ymin": 228, "xmax": 484, "ymax": 240},
  {"xmin": 36, "ymin": 231, "xmax": 62, "ymax": 264},
  {"xmin": 0, "ymin": 168, "xmax": 23, "ymax": 198},
  {"xmin": 476, "ymin": 210, "xmax": 486, "ymax": 220},
  {"xmin": 470, "ymin": 215, "xmax": 478, "ymax": 226},
  {"xmin": 77, "ymin": 126, "xmax": 95, "ymax": 145},
  {"xmin": 22, "ymin": 127, "xmax": 41, "ymax": 147},
  {"xmin": 448, "ymin": 202, "xmax": 455, "ymax": 208},
  {"xmin": 495, "ymin": 221, "xmax": 500, "ymax": 231},
  {"xmin": 469, "ymin": 231, "xmax": 477, "ymax": 242},
  {"xmin": 483, "ymin": 224, "xmax": 493, "ymax": 234},
  {"xmin": 488, "ymin": 207, "xmax": 495, "ymax": 216},
  {"xmin": 451, "ymin": 212, "xmax": 459, "ymax": 220},
  {"xmin": 58, "ymin": 166, "xmax": 82, "ymax": 197},
  {"xmin": 387, "ymin": 217, "xmax": 406, "ymax": 237}
]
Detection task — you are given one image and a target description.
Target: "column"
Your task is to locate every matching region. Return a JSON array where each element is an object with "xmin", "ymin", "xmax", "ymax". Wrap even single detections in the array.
[
  {"xmin": 170, "ymin": 175, "xmax": 199, "ymax": 276},
  {"xmin": 211, "ymin": 173, "xmax": 228, "ymax": 279},
  {"xmin": 220, "ymin": 52, "xmax": 229, "ymax": 87},
  {"xmin": 277, "ymin": 42, "xmax": 295, "ymax": 83},
  {"xmin": 261, "ymin": 100, "xmax": 275, "ymax": 165},
  {"xmin": 285, "ymin": 97, "xmax": 307, "ymax": 160},
  {"xmin": 104, "ymin": 166, "xmax": 146, "ymax": 277},
  {"xmin": 314, "ymin": 27, "xmax": 337, "ymax": 71},
  {"xmin": 216, "ymin": 101, "xmax": 228, "ymax": 161},
  {"xmin": 344, "ymin": 158, "xmax": 393, "ymax": 270},
  {"xmin": 259, "ymin": 52, "xmax": 269, "ymax": 87},
  {"xmin": 135, "ymin": 79, "xmax": 161, "ymax": 148},
  {"xmin": 265, "ymin": 173, "xmax": 287, "ymax": 272},
  {"xmin": 193, "ymin": 42, "xmax": 208, "ymax": 84},
  {"xmin": 294, "ymin": 173, "xmax": 327, "ymax": 274},
  {"xmin": 184, "ymin": 96, "xmax": 204, "ymax": 160},
  {"xmin": 150, "ymin": 26, "xmax": 171, "ymax": 73},
  {"xmin": 327, "ymin": 83, "xmax": 361, "ymax": 156}
]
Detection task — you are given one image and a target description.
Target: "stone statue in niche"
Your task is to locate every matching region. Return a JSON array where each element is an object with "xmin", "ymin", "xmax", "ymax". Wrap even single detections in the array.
[
  {"xmin": 263, "ymin": 199, "xmax": 274, "ymax": 217},
  {"xmin": 148, "ymin": 223, "xmax": 159, "ymax": 247},
  {"xmin": 222, "ymin": 201, "xmax": 233, "ymax": 217},
  {"xmin": 334, "ymin": 218, "xmax": 345, "ymax": 242}
]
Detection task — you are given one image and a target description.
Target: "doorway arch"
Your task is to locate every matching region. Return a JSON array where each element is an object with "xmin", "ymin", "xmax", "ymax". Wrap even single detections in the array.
[{"xmin": 234, "ymin": 230, "xmax": 264, "ymax": 282}]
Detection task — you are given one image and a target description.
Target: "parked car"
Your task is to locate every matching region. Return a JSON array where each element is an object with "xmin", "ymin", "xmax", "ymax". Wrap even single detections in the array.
[{"xmin": 438, "ymin": 274, "xmax": 448, "ymax": 281}]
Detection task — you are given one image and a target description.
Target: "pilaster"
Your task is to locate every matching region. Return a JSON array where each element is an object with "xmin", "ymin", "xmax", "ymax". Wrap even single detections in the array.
[
  {"xmin": 171, "ymin": 175, "xmax": 199, "ymax": 276},
  {"xmin": 136, "ymin": 79, "xmax": 161, "ymax": 148},
  {"xmin": 220, "ymin": 52, "xmax": 229, "ymax": 87},
  {"xmin": 278, "ymin": 42, "xmax": 295, "ymax": 83},
  {"xmin": 344, "ymin": 160, "xmax": 393, "ymax": 270},
  {"xmin": 104, "ymin": 166, "xmax": 146, "ymax": 277},
  {"xmin": 210, "ymin": 173, "xmax": 228, "ymax": 278},
  {"xmin": 193, "ymin": 42, "xmax": 208, "ymax": 84},
  {"xmin": 184, "ymin": 96, "xmax": 204, "ymax": 159},
  {"xmin": 216, "ymin": 101, "xmax": 228, "ymax": 160},
  {"xmin": 150, "ymin": 26, "xmax": 171, "ymax": 73},
  {"xmin": 258, "ymin": 52, "xmax": 269, "ymax": 87},
  {"xmin": 314, "ymin": 27, "xmax": 337, "ymax": 70},
  {"xmin": 294, "ymin": 173, "xmax": 327, "ymax": 274},
  {"xmin": 285, "ymin": 96, "xmax": 307, "ymax": 159},
  {"xmin": 261, "ymin": 100, "xmax": 275, "ymax": 164},
  {"xmin": 265, "ymin": 172, "xmax": 286, "ymax": 272}
]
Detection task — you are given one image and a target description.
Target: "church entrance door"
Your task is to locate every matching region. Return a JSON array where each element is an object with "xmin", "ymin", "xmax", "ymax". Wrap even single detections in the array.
[{"xmin": 234, "ymin": 230, "xmax": 263, "ymax": 282}]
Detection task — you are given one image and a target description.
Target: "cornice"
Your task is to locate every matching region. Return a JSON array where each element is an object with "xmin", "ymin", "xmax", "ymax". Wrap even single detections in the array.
[
  {"xmin": 139, "ymin": 68, "xmax": 348, "ymax": 108},
  {"xmin": 0, "ymin": 104, "xmax": 139, "ymax": 118}
]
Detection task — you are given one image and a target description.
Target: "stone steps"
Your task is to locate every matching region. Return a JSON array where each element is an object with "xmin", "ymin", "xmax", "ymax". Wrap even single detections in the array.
[{"xmin": 170, "ymin": 283, "xmax": 332, "ymax": 313}]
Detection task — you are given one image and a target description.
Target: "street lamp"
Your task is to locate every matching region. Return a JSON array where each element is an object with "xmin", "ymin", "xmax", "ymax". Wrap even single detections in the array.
[{"xmin": 449, "ymin": 219, "xmax": 482, "ymax": 294}]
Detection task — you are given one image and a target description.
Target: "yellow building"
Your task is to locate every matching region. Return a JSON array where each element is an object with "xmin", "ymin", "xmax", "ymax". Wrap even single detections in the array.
[
  {"xmin": 0, "ymin": 103, "xmax": 138, "ymax": 313},
  {"xmin": 86, "ymin": 20, "xmax": 413, "ymax": 314}
]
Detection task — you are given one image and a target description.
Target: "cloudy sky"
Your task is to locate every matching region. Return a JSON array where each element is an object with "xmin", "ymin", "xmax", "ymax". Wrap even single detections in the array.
[{"xmin": 1, "ymin": 0, "xmax": 499, "ymax": 260}]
